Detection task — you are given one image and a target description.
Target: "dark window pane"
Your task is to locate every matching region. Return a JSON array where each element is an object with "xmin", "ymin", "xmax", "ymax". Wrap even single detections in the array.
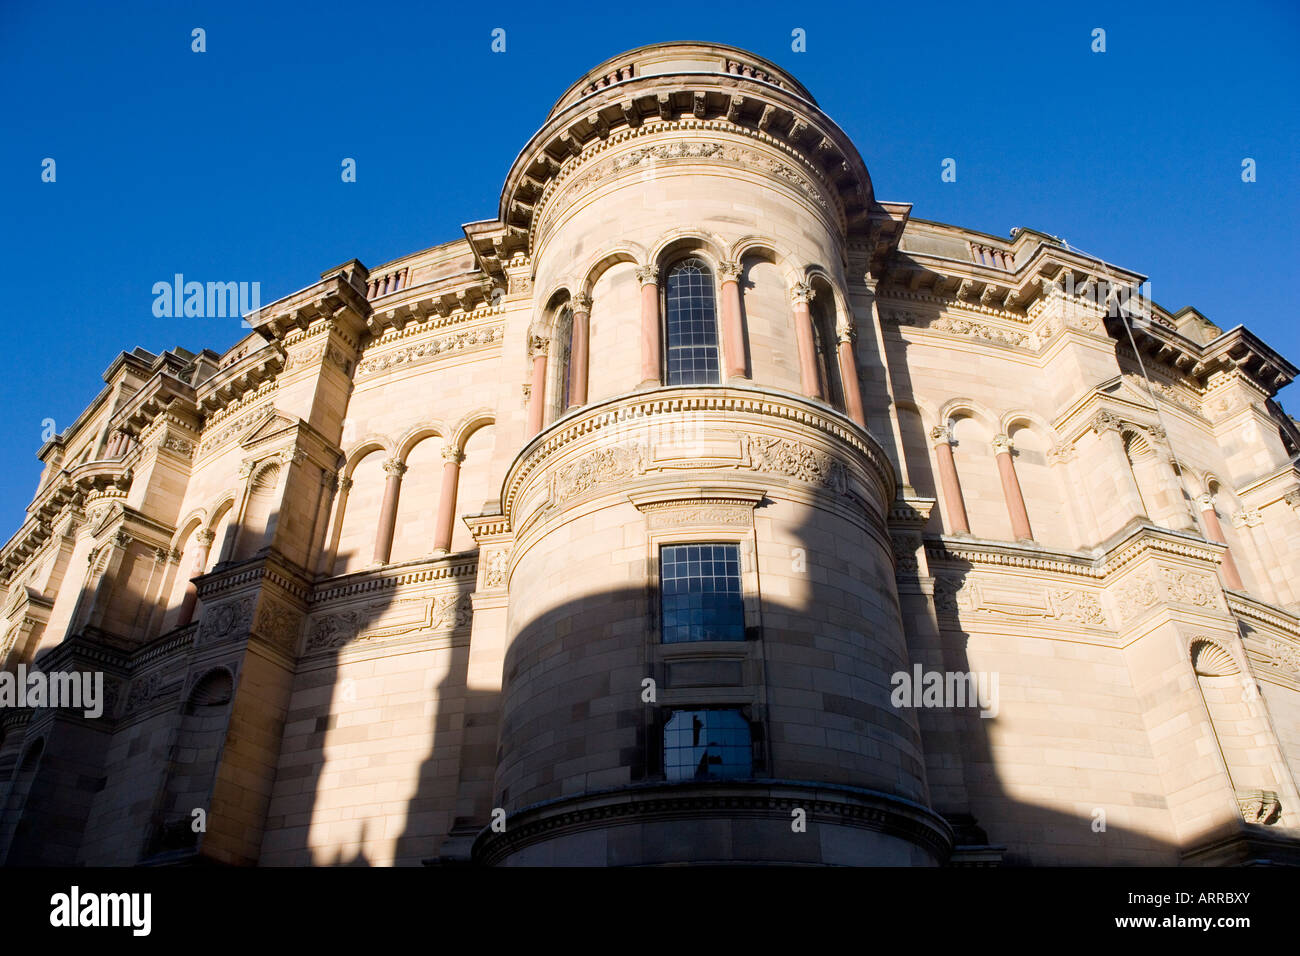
[
  {"xmin": 664, "ymin": 258, "xmax": 721, "ymax": 385},
  {"xmin": 660, "ymin": 543, "xmax": 744, "ymax": 643},
  {"xmin": 664, "ymin": 709, "xmax": 752, "ymax": 781}
]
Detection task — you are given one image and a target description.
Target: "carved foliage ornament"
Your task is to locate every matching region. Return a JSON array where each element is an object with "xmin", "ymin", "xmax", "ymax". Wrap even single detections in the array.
[
  {"xmin": 886, "ymin": 310, "xmax": 1032, "ymax": 348},
  {"xmin": 743, "ymin": 434, "xmax": 847, "ymax": 495},
  {"xmin": 306, "ymin": 592, "xmax": 473, "ymax": 652},
  {"xmin": 645, "ymin": 505, "xmax": 753, "ymax": 531},
  {"xmin": 483, "ymin": 548, "xmax": 511, "ymax": 589},
  {"xmin": 198, "ymin": 596, "xmax": 255, "ymax": 645},
  {"xmin": 549, "ymin": 443, "xmax": 648, "ymax": 505},
  {"xmin": 356, "ymin": 326, "xmax": 503, "ymax": 377}
]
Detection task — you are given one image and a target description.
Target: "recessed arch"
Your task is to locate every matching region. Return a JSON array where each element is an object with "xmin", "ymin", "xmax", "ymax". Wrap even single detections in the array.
[
  {"xmin": 451, "ymin": 409, "xmax": 496, "ymax": 453},
  {"xmin": 342, "ymin": 436, "xmax": 394, "ymax": 477},
  {"xmin": 938, "ymin": 398, "xmax": 998, "ymax": 430},
  {"xmin": 580, "ymin": 243, "xmax": 646, "ymax": 293},
  {"xmin": 171, "ymin": 510, "xmax": 207, "ymax": 551},
  {"xmin": 650, "ymin": 229, "xmax": 727, "ymax": 271},
  {"xmin": 395, "ymin": 423, "xmax": 449, "ymax": 462},
  {"xmin": 186, "ymin": 666, "xmax": 235, "ymax": 710},
  {"xmin": 1000, "ymin": 409, "xmax": 1058, "ymax": 439},
  {"xmin": 729, "ymin": 236, "xmax": 801, "ymax": 284}
]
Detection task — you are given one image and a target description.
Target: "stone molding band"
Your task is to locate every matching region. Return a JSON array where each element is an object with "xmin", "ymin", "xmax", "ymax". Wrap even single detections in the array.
[{"xmin": 471, "ymin": 779, "xmax": 954, "ymax": 866}]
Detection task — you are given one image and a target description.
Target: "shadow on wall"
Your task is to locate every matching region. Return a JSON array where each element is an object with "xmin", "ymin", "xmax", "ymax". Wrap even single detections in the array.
[{"xmin": 0, "ymin": 452, "xmax": 1214, "ymax": 868}]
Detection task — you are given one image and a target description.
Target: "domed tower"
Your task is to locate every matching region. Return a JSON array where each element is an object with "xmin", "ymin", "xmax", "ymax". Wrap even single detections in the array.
[{"xmin": 473, "ymin": 42, "xmax": 950, "ymax": 865}]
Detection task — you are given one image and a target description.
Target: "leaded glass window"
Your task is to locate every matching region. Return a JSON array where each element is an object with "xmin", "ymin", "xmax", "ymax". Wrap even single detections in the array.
[
  {"xmin": 664, "ymin": 258, "xmax": 721, "ymax": 385},
  {"xmin": 660, "ymin": 543, "xmax": 744, "ymax": 644},
  {"xmin": 664, "ymin": 709, "xmax": 752, "ymax": 781}
]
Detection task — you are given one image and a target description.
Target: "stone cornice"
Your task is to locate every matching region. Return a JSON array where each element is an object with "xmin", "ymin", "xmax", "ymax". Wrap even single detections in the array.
[
  {"xmin": 502, "ymin": 385, "xmax": 895, "ymax": 521},
  {"xmin": 482, "ymin": 66, "xmax": 876, "ymax": 271},
  {"xmin": 309, "ymin": 553, "xmax": 478, "ymax": 606},
  {"xmin": 248, "ymin": 271, "xmax": 371, "ymax": 347},
  {"xmin": 927, "ymin": 523, "xmax": 1227, "ymax": 581},
  {"xmin": 194, "ymin": 343, "xmax": 285, "ymax": 417},
  {"xmin": 195, "ymin": 550, "xmax": 314, "ymax": 605},
  {"xmin": 531, "ymin": 119, "xmax": 851, "ymax": 250},
  {"xmin": 1228, "ymin": 593, "xmax": 1300, "ymax": 641},
  {"xmin": 472, "ymin": 779, "xmax": 953, "ymax": 866}
]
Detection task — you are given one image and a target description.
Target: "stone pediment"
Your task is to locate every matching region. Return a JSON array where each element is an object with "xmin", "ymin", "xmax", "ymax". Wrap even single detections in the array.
[{"xmin": 238, "ymin": 408, "xmax": 299, "ymax": 450}]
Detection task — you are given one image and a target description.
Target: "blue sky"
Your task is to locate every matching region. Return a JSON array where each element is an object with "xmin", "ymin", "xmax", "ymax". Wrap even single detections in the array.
[{"xmin": 1, "ymin": 0, "xmax": 1296, "ymax": 525}]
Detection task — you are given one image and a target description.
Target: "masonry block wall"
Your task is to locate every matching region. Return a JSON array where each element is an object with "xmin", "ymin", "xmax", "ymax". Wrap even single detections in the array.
[{"xmin": 0, "ymin": 42, "xmax": 1297, "ymax": 867}]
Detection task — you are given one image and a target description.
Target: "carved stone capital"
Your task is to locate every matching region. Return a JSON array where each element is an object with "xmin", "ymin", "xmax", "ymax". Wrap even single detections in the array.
[
  {"xmin": 1196, "ymin": 493, "xmax": 1215, "ymax": 512},
  {"xmin": 529, "ymin": 335, "xmax": 550, "ymax": 357},
  {"xmin": 442, "ymin": 446, "xmax": 466, "ymax": 465},
  {"xmin": 930, "ymin": 424, "xmax": 953, "ymax": 445},
  {"xmin": 1046, "ymin": 443, "xmax": 1074, "ymax": 465},
  {"xmin": 718, "ymin": 260, "xmax": 742, "ymax": 282},
  {"xmin": 336, "ymin": 474, "xmax": 353, "ymax": 493},
  {"xmin": 1088, "ymin": 410, "xmax": 1124, "ymax": 434},
  {"xmin": 1230, "ymin": 508, "xmax": 1263, "ymax": 528},
  {"xmin": 635, "ymin": 265, "xmax": 659, "ymax": 287},
  {"xmin": 571, "ymin": 292, "xmax": 592, "ymax": 313},
  {"xmin": 196, "ymin": 529, "xmax": 216, "ymax": 547},
  {"xmin": 382, "ymin": 458, "xmax": 408, "ymax": 478},
  {"xmin": 991, "ymin": 434, "xmax": 1014, "ymax": 455},
  {"xmin": 789, "ymin": 282, "xmax": 816, "ymax": 306}
]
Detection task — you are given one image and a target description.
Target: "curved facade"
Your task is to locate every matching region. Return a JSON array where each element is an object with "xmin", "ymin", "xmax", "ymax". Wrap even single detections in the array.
[{"xmin": 1, "ymin": 42, "xmax": 1299, "ymax": 866}]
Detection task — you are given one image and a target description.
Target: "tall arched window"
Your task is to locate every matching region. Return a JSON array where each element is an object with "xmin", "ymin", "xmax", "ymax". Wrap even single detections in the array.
[
  {"xmin": 664, "ymin": 257, "xmax": 720, "ymax": 385},
  {"xmin": 557, "ymin": 306, "xmax": 574, "ymax": 414},
  {"xmin": 809, "ymin": 293, "xmax": 843, "ymax": 409}
]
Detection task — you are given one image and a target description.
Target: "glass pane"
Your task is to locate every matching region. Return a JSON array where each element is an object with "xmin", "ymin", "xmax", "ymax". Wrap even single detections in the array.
[
  {"xmin": 664, "ymin": 258, "xmax": 721, "ymax": 385},
  {"xmin": 660, "ymin": 544, "xmax": 744, "ymax": 643},
  {"xmin": 664, "ymin": 709, "xmax": 752, "ymax": 781}
]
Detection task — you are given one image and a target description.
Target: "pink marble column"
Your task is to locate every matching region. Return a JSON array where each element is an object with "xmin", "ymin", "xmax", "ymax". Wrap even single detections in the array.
[
  {"xmin": 992, "ymin": 434, "xmax": 1034, "ymax": 541},
  {"xmin": 432, "ymin": 447, "xmax": 466, "ymax": 554},
  {"xmin": 373, "ymin": 458, "xmax": 407, "ymax": 564},
  {"xmin": 568, "ymin": 294, "xmax": 591, "ymax": 408},
  {"xmin": 526, "ymin": 336, "xmax": 549, "ymax": 436},
  {"xmin": 790, "ymin": 283, "xmax": 823, "ymax": 400},
  {"xmin": 719, "ymin": 261, "xmax": 747, "ymax": 380},
  {"xmin": 176, "ymin": 529, "xmax": 215, "ymax": 627},
  {"xmin": 637, "ymin": 266, "xmax": 661, "ymax": 386},
  {"xmin": 931, "ymin": 425, "xmax": 970, "ymax": 534},
  {"xmin": 1198, "ymin": 494, "xmax": 1245, "ymax": 590},
  {"xmin": 836, "ymin": 325, "xmax": 866, "ymax": 427}
]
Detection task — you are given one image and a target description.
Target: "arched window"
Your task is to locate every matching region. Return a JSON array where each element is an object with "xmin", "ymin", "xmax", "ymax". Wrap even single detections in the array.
[
  {"xmin": 664, "ymin": 257, "xmax": 720, "ymax": 385},
  {"xmin": 809, "ymin": 293, "xmax": 843, "ymax": 409},
  {"xmin": 556, "ymin": 306, "xmax": 574, "ymax": 414}
]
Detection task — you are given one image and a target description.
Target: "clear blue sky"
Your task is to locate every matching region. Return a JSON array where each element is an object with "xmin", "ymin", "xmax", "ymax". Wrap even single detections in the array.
[{"xmin": 1, "ymin": 0, "xmax": 1296, "ymax": 525}]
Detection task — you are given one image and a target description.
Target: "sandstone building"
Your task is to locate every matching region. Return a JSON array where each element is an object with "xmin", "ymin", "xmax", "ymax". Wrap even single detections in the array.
[{"xmin": 2, "ymin": 42, "xmax": 1299, "ymax": 867}]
